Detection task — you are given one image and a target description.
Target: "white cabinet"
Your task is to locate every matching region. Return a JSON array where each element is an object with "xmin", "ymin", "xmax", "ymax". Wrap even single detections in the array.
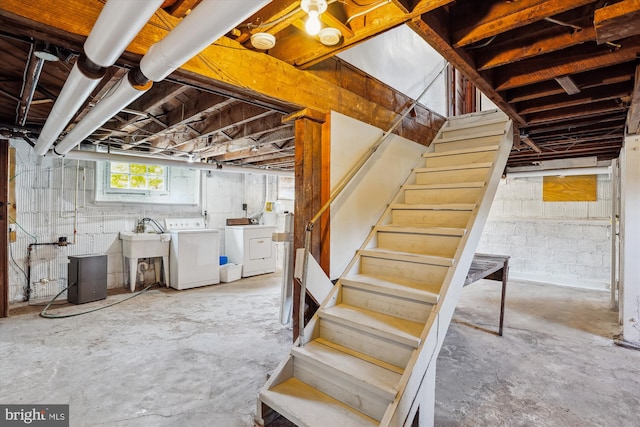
[{"xmin": 225, "ymin": 225, "xmax": 277, "ymax": 277}]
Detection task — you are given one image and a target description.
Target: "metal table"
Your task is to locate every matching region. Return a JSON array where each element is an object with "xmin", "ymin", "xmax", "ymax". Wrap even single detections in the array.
[{"xmin": 464, "ymin": 253, "xmax": 510, "ymax": 336}]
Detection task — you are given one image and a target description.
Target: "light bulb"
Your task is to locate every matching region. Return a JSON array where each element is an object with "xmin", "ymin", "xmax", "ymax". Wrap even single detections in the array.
[{"xmin": 305, "ymin": 10, "xmax": 321, "ymax": 36}]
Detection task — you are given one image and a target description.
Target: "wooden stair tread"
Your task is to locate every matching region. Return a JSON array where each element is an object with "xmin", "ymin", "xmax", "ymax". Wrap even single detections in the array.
[
  {"xmin": 423, "ymin": 144, "xmax": 499, "ymax": 158},
  {"xmin": 404, "ymin": 182, "xmax": 485, "ymax": 190},
  {"xmin": 443, "ymin": 116, "xmax": 507, "ymax": 132},
  {"xmin": 376, "ymin": 225, "xmax": 466, "ymax": 237},
  {"xmin": 359, "ymin": 248, "xmax": 453, "ymax": 267},
  {"xmin": 390, "ymin": 203, "xmax": 476, "ymax": 211},
  {"xmin": 314, "ymin": 337, "xmax": 405, "ymax": 374},
  {"xmin": 414, "ymin": 162, "xmax": 493, "ymax": 173},
  {"xmin": 434, "ymin": 128, "xmax": 504, "ymax": 144},
  {"xmin": 341, "ymin": 274, "xmax": 440, "ymax": 304},
  {"xmin": 261, "ymin": 377, "xmax": 377, "ymax": 427},
  {"xmin": 320, "ymin": 304, "xmax": 423, "ymax": 348},
  {"xmin": 292, "ymin": 340, "xmax": 401, "ymax": 400}
]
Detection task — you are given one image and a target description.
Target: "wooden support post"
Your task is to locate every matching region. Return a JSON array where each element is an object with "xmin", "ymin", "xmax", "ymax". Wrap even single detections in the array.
[
  {"xmin": 287, "ymin": 109, "xmax": 330, "ymax": 342},
  {"xmin": 0, "ymin": 139, "xmax": 9, "ymax": 318}
]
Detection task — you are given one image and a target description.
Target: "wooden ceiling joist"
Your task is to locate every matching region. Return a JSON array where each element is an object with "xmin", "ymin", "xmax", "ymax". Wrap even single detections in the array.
[
  {"xmin": 594, "ymin": 0, "xmax": 640, "ymax": 44},
  {"xmin": 525, "ymin": 100, "xmax": 625, "ymax": 125},
  {"xmin": 451, "ymin": 0, "xmax": 595, "ymax": 48},
  {"xmin": 494, "ymin": 37, "xmax": 640, "ymax": 91},
  {"xmin": 517, "ymin": 81, "xmax": 632, "ymax": 115},
  {"xmin": 627, "ymin": 65, "xmax": 640, "ymax": 134}
]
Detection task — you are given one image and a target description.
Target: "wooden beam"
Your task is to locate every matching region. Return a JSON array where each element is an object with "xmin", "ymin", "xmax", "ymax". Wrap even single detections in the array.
[
  {"xmin": 521, "ymin": 135, "xmax": 542, "ymax": 153},
  {"xmin": 0, "ymin": 0, "xmax": 404, "ymax": 133},
  {"xmin": 506, "ymin": 62, "xmax": 637, "ymax": 103},
  {"xmin": 628, "ymin": 65, "xmax": 640, "ymax": 134},
  {"xmin": 517, "ymin": 81, "xmax": 632, "ymax": 115},
  {"xmin": 409, "ymin": 13, "xmax": 526, "ymax": 126},
  {"xmin": 477, "ymin": 26, "xmax": 596, "ymax": 71},
  {"xmin": 452, "ymin": 0, "xmax": 594, "ymax": 48},
  {"xmin": 494, "ymin": 36, "xmax": 640, "ymax": 91},
  {"xmin": 163, "ymin": 0, "xmax": 202, "ymax": 18},
  {"xmin": 526, "ymin": 100, "xmax": 625, "ymax": 125},
  {"xmin": 0, "ymin": 139, "xmax": 8, "ymax": 318},
  {"xmin": 594, "ymin": 0, "xmax": 640, "ymax": 44}
]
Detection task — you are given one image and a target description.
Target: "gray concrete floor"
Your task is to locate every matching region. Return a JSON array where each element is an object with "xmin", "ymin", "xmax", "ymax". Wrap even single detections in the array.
[{"xmin": 1, "ymin": 275, "xmax": 639, "ymax": 426}]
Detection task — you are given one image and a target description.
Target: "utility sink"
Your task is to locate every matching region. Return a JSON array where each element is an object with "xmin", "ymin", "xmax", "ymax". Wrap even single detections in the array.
[
  {"xmin": 120, "ymin": 231, "xmax": 171, "ymax": 258},
  {"xmin": 119, "ymin": 232, "xmax": 171, "ymax": 291}
]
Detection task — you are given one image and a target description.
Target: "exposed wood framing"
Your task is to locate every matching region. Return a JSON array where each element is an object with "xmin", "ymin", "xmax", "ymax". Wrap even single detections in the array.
[
  {"xmin": 289, "ymin": 109, "xmax": 328, "ymax": 342},
  {"xmin": 409, "ymin": 12, "xmax": 526, "ymax": 125},
  {"xmin": 451, "ymin": 0, "xmax": 595, "ymax": 48},
  {"xmin": 628, "ymin": 65, "xmax": 640, "ymax": 134},
  {"xmin": 521, "ymin": 135, "xmax": 542, "ymax": 153},
  {"xmin": 0, "ymin": 139, "xmax": 8, "ymax": 318},
  {"xmin": 594, "ymin": 0, "xmax": 640, "ymax": 44}
]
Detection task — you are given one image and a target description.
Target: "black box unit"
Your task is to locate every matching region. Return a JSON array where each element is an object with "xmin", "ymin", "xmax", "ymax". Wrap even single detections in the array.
[{"xmin": 68, "ymin": 254, "xmax": 107, "ymax": 304}]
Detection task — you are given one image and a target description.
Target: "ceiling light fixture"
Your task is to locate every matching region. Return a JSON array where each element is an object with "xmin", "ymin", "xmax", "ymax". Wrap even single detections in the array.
[
  {"xmin": 301, "ymin": 0, "xmax": 327, "ymax": 36},
  {"xmin": 187, "ymin": 152, "xmax": 195, "ymax": 163}
]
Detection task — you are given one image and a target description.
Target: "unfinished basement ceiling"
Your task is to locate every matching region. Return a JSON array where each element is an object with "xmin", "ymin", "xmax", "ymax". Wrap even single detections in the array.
[{"xmin": 0, "ymin": 0, "xmax": 639, "ymax": 170}]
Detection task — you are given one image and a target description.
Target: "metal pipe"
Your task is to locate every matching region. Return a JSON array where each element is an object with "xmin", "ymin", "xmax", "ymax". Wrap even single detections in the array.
[
  {"xmin": 18, "ymin": 55, "xmax": 44, "ymax": 126},
  {"xmin": 610, "ymin": 159, "xmax": 619, "ymax": 310},
  {"xmin": 54, "ymin": 0, "xmax": 272, "ymax": 156},
  {"xmin": 45, "ymin": 149, "xmax": 293, "ymax": 177}
]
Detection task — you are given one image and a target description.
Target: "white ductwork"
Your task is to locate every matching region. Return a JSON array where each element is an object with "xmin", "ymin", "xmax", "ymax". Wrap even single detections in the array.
[
  {"xmin": 47, "ymin": 149, "xmax": 293, "ymax": 177},
  {"xmin": 33, "ymin": 0, "xmax": 164, "ymax": 156},
  {"xmin": 53, "ymin": 0, "xmax": 272, "ymax": 156}
]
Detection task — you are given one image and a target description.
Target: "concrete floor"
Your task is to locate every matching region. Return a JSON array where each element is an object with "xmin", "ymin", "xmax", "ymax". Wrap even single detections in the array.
[{"xmin": 1, "ymin": 275, "xmax": 639, "ymax": 426}]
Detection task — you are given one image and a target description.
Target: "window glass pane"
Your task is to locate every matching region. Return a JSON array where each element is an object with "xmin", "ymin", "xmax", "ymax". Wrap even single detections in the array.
[
  {"xmin": 111, "ymin": 162, "xmax": 129, "ymax": 173},
  {"xmin": 111, "ymin": 174, "xmax": 129, "ymax": 189},
  {"xmin": 148, "ymin": 177, "xmax": 164, "ymax": 190},
  {"xmin": 130, "ymin": 175, "xmax": 147, "ymax": 189},
  {"xmin": 129, "ymin": 163, "xmax": 147, "ymax": 174},
  {"xmin": 147, "ymin": 165, "xmax": 164, "ymax": 175}
]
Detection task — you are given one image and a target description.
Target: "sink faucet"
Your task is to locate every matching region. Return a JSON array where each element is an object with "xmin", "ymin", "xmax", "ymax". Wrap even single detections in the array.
[{"xmin": 135, "ymin": 219, "xmax": 146, "ymax": 233}]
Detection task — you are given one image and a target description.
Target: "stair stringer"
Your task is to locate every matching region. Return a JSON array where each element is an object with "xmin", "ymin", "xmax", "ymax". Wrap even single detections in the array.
[
  {"xmin": 255, "ymin": 110, "xmax": 513, "ymax": 427},
  {"xmin": 380, "ymin": 113, "xmax": 513, "ymax": 427}
]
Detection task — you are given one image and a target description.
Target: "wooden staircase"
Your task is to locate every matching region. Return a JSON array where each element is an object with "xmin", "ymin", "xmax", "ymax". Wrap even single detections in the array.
[{"xmin": 257, "ymin": 110, "xmax": 513, "ymax": 427}]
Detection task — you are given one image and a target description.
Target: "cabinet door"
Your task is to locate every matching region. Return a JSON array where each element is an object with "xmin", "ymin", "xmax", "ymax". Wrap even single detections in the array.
[{"xmin": 249, "ymin": 237, "xmax": 272, "ymax": 259}]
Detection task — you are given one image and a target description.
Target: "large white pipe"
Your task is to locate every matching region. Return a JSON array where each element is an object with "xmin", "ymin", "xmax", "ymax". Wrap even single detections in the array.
[
  {"xmin": 34, "ymin": 0, "xmax": 164, "ymax": 156},
  {"xmin": 53, "ymin": 0, "xmax": 272, "ymax": 156},
  {"xmin": 47, "ymin": 149, "xmax": 293, "ymax": 177},
  {"xmin": 506, "ymin": 166, "xmax": 611, "ymax": 179}
]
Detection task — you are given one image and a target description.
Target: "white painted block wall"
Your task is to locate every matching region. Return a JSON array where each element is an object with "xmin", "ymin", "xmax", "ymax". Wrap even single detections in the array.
[
  {"xmin": 8, "ymin": 139, "xmax": 279, "ymax": 304},
  {"xmin": 477, "ymin": 175, "xmax": 612, "ymax": 290}
]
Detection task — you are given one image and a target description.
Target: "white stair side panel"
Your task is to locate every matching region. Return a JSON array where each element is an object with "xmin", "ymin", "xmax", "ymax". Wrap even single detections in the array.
[{"xmin": 294, "ymin": 248, "xmax": 333, "ymax": 305}]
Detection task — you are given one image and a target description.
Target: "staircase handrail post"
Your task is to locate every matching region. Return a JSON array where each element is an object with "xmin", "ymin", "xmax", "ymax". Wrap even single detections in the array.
[{"xmin": 298, "ymin": 61, "xmax": 448, "ymax": 346}]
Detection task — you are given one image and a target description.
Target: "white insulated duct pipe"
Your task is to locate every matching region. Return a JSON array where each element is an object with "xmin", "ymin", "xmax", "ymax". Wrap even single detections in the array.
[
  {"xmin": 506, "ymin": 166, "xmax": 611, "ymax": 179},
  {"xmin": 33, "ymin": 0, "xmax": 164, "ymax": 156},
  {"xmin": 53, "ymin": 0, "xmax": 272, "ymax": 156},
  {"xmin": 47, "ymin": 149, "xmax": 293, "ymax": 177}
]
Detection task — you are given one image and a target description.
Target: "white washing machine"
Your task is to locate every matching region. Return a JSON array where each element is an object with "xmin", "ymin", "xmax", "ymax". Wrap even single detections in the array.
[
  {"xmin": 165, "ymin": 218, "xmax": 220, "ymax": 290},
  {"xmin": 225, "ymin": 225, "xmax": 277, "ymax": 277}
]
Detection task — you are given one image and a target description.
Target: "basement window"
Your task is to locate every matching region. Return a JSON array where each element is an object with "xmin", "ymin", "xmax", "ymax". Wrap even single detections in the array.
[
  {"xmin": 95, "ymin": 160, "xmax": 200, "ymax": 205},
  {"xmin": 109, "ymin": 162, "xmax": 166, "ymax": 192}
]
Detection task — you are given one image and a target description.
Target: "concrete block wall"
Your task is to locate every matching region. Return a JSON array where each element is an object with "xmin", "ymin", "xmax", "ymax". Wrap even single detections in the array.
[
  {"xmin": 8, "ymin": 140, "xmax": 279, "ymax": 304},
  {"xmin": 477, "ymin": 176, "xmax": 612, "ymax": 290}
]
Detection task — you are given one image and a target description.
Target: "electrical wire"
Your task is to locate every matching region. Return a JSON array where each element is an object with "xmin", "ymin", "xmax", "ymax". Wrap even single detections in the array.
[
  {"xmin": 9, "ymin": 215, "xmax": 37, "ymax": 241},
  {"xmin": 40, "ymin": 282, "xmax": 157, "ymax": 319}
]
